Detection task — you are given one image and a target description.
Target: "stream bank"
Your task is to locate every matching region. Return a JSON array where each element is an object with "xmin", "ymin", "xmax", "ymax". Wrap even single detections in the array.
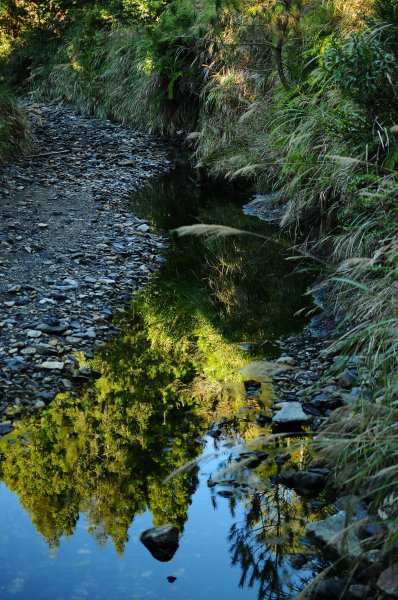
[
  {"xmin": 0, "ymin": 102, "xmax": 395, "ymax": 600},
  {"xmin": 0, "ymin": 100, "xmax": 171, "ymax": 421},
  {"xmin": 245, "ymin": 196, "xmax": 397, "ymax": 600}
]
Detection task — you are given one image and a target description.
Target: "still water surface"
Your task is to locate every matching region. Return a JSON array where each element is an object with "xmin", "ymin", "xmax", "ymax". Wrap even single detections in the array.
[{"xmin": 0, "ymin": 169, "xmax": 329, "ymax": 599}]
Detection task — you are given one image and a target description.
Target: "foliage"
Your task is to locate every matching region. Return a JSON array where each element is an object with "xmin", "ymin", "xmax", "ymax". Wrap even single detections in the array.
[{"xmin": 0, "ymin": 86, "xmax": 30, "ymax": 160}]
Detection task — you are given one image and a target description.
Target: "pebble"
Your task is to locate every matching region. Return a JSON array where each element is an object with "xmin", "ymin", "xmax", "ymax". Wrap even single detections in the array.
[{"xmin": 0, "ymin": 100, "xmax": 172, "ymax": 416}]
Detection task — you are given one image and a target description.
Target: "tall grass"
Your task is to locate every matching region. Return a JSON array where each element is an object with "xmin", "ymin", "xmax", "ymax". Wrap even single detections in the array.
[{"xmin": 0, "ymin": 87, "xmax": 30, "ymax": 161}]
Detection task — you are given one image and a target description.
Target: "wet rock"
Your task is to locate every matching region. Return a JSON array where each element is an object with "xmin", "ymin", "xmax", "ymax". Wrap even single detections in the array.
[
  {"xmin": 237, "ymin": 450, "xmax": 268, "ymax": 468},
  {"xmin": 274, "ymin": 452, "xmax": 291, "ymax": 465},
  {"xmin": 255, "ymin": 412, "xmax": 272, "ymax": 426},
  {"xmin": 306, "ymin": 511, "xmax": 363, "ymax": 559},
  {"xmin": 273, "ymin": 469, "xmax": 329, "ymax": 492},
  {"xmin": 140, "ymin": 525, "xmax": 179, "ymax": 562},
  {"xmin": 272, "ymin": 402, "xmax": 310, "ymax": 425},
  {"xmin": 167, "ymin": 576, "xmax": 177, "ymax": 583}
]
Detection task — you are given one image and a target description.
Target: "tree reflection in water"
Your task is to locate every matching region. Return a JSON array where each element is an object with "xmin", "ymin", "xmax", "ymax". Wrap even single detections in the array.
[{"xmin": 0, "ymin": 170, "xmax": 326, "ymax": 597}]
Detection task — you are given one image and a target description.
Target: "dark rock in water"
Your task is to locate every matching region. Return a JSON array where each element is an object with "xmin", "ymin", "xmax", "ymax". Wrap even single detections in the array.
[
  {"xmin": 311, "ymin": 578, "xmax": 347, "ymax": 599},
  {"xmin": 167, "ymin": 576, "xmax": 177, "ymax": 583},
  {"xmin": 140, "ymin": 525, "xmax": 179, "ymax": 562},
  {"xmin": 289, "ymin": 553, "xmax": 309, "ymax": 569},
  {"xmin": 272, "ymin": 468, "xmax": 329, "ymax": 492},
  {"xmin": 274, "ymin": 452, "xmax": 291, "ymax": 465}
]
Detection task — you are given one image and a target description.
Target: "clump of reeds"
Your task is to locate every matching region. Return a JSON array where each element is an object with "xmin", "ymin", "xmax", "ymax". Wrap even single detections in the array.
[{"xmin": 0, "ymin": 89, "xmax": 31, "ymax": 161}]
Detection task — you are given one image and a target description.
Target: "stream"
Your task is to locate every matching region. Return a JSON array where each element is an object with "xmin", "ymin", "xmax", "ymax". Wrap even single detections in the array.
[{"xmin": 0, "ymin": 167, "xmax": 333, "ymax": 600}]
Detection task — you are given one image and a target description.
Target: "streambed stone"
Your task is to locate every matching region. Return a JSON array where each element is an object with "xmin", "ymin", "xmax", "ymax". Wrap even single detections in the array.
[
  {"xmin": 306, "ymin": 511, "xmax": 363, "ymax": 559},
  {"xmin": 272, "ymin": 402, "xmax": 310, "ymax": 425},
  {"xmin": 38, "ymin": 361, "xmax": 65, "ymax": 370},
  {"xmin": 0, "ymin": 100, "xmax": 171, "ymax": 415}
]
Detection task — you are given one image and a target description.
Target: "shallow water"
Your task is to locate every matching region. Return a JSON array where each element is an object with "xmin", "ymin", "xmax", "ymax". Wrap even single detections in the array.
[{"xmin": 0, "ymin": 169, "xmax": 330, "ymax": 600}]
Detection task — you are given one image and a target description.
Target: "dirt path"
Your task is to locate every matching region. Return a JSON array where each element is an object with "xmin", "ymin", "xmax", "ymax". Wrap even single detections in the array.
[{"xmin": 0, "ymin": 101, "xmax": 172, "ymax": 429}]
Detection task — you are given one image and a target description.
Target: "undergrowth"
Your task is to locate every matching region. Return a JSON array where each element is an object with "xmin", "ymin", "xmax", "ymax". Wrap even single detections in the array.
[{"xmin": 0, "ymin": 86, "xmax": 30, "ymax": 161}]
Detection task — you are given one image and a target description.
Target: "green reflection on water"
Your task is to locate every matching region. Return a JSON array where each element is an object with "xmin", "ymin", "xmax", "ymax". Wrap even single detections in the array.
[{"xmin": 0, "ymin": 170, "xmax": 326, "ymax": 599}]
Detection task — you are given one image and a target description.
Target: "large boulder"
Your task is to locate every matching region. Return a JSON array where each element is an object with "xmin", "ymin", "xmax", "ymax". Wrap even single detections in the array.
[{"xmin": 140, "ymin": 525, "xmax": 180, "ymax": 562}]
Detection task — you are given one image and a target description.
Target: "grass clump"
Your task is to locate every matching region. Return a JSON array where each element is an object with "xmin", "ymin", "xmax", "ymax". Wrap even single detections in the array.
[{"xmin": 0, "ymin": 87, "xmax": 30, "ymax": 161}]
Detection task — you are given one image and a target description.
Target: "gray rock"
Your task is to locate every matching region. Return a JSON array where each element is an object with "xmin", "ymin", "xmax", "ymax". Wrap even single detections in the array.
[
  {"xmin": 272, "ymin": 402, "xmax": 310, "ymax": 425},
  {"xmin": 36, "ymin": 323, "xmax": 68, "ymax": 334},
  {"xmin": 27, "ymin": 330, "xmax": 42, "ymax": 338},
  {"xmin": 39, "ymin": 361, "xmax": 65, "ymax": 370},
  {"xmin": 140, "ymin": 525, "xmax": 179, "ymax": 562},
  {"xmin": 311, "ymin": 578, "xmax": 347, "ymax": 600},
  {"xmin": 348, "ymin": 584, "xmax": 372, "ymax": 599},
  {"xmin": 276, "ymin": 355, "xmax": 297, "ymax": 366},
  {"xmin": 377, "ymin": 564, "xmax": 398, "ymax": 597},
  {"xmin": 137, "ymin": 223, "xmax": 150, "ymax": 233},
  {"xmin": 306, "ymin": 511, "xmax": 362, "ymax": 559},
  {"xmin": 337, "ymin": 368, "xmax": 356, "ymax": 388},
  {"xmin": 310, "ymin": 393, "xmax": 342, "ymax": 409},
  {"xmin": 5, "ymin": 357, "xmax": 27, "ymax": 372}
]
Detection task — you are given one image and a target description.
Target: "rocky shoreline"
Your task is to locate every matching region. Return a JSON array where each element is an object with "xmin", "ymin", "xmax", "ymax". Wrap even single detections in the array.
[
  {"xmin": 240, "ymin": 196, "xmax": 396, "ymax": 599},
  {"xmin": 0, "ymin": 101, "xmax": 172, "ymax": 427},
  {"xmin": 0, "ymin": 101, "xmax": 395, "ymax": 599}
]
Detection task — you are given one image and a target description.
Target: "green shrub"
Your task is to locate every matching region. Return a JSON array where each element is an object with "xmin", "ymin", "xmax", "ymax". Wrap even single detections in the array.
[{"xmin": 0, "ymin": 87, "xmax": 30, "ymax": 161}]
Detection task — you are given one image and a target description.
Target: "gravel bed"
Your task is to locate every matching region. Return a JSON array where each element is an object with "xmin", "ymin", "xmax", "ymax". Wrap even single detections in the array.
[{"xmin": 0, "ymin": 101, "xmax": 172, "ymax": 425}]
